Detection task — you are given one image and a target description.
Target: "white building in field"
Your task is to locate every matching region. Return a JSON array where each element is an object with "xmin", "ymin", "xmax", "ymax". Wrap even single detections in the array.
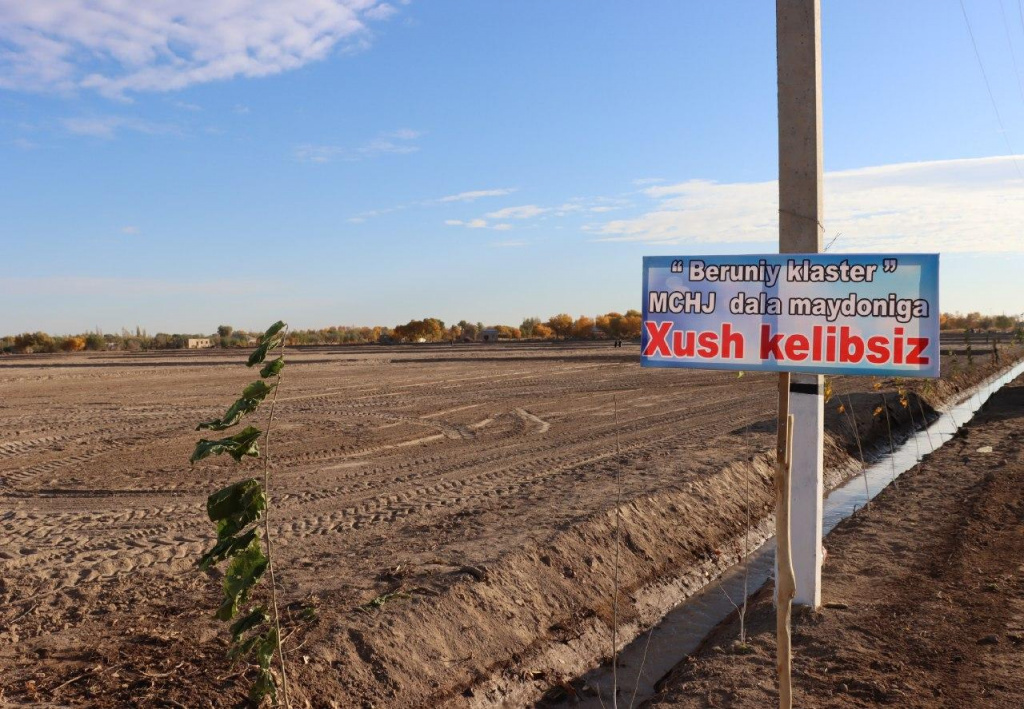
[
  {"xmin": 479, "ymin": 328, "xmax": 500, "ymax": 342},
  {"xmin": 186, "ymin": 338, "xmax": 213, "ymax": 349}
]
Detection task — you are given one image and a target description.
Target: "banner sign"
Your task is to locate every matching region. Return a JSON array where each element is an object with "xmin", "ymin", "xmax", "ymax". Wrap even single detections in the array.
[{"xmin": 641, "ymin": 253, "xmax": 940, "ymax": 377}]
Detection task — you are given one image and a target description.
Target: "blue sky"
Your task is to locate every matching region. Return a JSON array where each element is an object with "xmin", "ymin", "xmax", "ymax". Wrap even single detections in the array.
[{"xmin": 2, "ymin": 0, "xmax": 1023, "ymax": 334}]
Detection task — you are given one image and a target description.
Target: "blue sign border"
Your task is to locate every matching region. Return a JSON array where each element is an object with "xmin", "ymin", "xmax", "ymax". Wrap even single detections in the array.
[{"xmin": 641, "ymin": 253, "xmax": 940, "ymax": 378}]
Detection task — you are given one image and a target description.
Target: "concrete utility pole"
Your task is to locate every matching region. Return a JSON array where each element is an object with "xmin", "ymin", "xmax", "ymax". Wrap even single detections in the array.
[{"xmin": 776, "ymin": 0, "xmax": 824, "ymax": 609}]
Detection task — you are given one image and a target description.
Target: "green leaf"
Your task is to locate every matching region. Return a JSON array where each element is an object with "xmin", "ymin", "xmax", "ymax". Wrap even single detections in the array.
[
  {"xmin": 190, "ymin": 426, "xmax": 261, "ymax": 464},
  {"xmin": 196, "ymin": 398, "xmax": 257, "ymax": 432},
  {"xmin": 207, "ymin": 478, "xmax": 265, "ymax": 522},
  {"xmin": 261, "ymin": 321, "xmax": 286, "ymax": 342},
  {"xmin": 230, "ymin": 628, "xmax": 279, "ymax": 705},
  {"xmin": 246, "ymin": 321, "xmax": 287, "ymax": 368},
  {"xmin": 198, "ymin": 527, "xmax": 258, "ymax": 570},
  {"xmin": 229, "ymin": 606, "xmax": 268, "ymax": 642},
  {"xmin": 246, "ymin": 339, "xmax": 281, "ymax": 368},
  {"xmin": 241, "ymin": 380, "xmax": 275, "ymax": 400},
  {"xmin": 207, "ymin": 478, "xmax": 266, "ymax": 534},
  {"xmin": 197, "ymin": 479, "xmax": 266, "ymax": 569},
  {"xmin": 216, "ymin": 538, "xmax": 268, "ymax": 621},
  {"xmin": 251, "ymin": 666, "xmax": 277, "ymax": 704},
  {"xmin": 196, "ymin": 381, "xmax": 275, "ymax": 431},
  {"xmin": 256, "ymin": 627, "xmax": 279, "ymax": 669},
  {"xmin": 228, "ymin": 631, "xmax": 262, "ymax": 660},
  {"xmin": 260, "ymin": 356, "xmax": 284, "ymax": 379},
  {"xmin": 196, "ymin": 383, "xmax": 276, "ymax": 432},
  {"xmin": 216, "ymin": 594, "xmax": 237, "ymax": 622}
]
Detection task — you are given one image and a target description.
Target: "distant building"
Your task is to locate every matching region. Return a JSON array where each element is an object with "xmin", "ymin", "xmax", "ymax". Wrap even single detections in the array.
[
  {"xmin": 186, "ymin": 338, "xmax": 213, "ymax": 349},
  {"xmin": 479, "ymin": 328, "xmax": 500, "ymax": 343}
]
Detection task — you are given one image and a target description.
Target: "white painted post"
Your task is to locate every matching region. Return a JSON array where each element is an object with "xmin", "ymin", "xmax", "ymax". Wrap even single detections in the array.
[
  {"xmin": 787, "ymin": 373, "xmax": 823, "ymax": 607},
  {"xmin": 777, "ymin": 0, "xmax": 824, "ymax": 609}
]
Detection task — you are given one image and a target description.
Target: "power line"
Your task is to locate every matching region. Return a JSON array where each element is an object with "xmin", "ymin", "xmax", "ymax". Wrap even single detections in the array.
[
  {"xmin": 999, "ymin": 0, "xmax": 1024, "ymax": 105},
  {"xmin": 958, "ymin": 0, "xmax": 1024, "ymax": 179}
]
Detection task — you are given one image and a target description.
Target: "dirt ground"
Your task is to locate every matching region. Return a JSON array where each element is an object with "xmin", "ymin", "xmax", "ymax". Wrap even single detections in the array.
[
  {"xmin": 650, "ymin": 373, "xmax": 1024, "ymax": 708},
  {"xmin": 0, "ymin": 341, "xmax": 1016, "ymax": 707}
]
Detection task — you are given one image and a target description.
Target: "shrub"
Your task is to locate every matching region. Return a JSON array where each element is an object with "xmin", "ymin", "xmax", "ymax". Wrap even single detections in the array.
[{"xmin": 61, "ymin": 336, "xmax": 86, "ymax": 352}]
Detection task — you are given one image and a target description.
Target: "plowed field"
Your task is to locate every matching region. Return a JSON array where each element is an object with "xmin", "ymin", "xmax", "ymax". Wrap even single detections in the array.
[
  {"xmin": 0, "ymin": 341, "xmax": 1014, "ymax": 707},
  {"xmin": 0, "ymin": 344, "xmax": 783, "ymax": 600}
]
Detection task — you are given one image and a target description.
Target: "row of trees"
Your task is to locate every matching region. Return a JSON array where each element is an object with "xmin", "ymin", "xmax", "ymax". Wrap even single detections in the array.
[
  {"xmin": 2, "ymin": 332, "xmax": 106, "ymax": 353},
  {"xmin": 532, "ymin": 311, "xmax": 644, "ymax": 340},
  {"xmin": 220, "ymin": 325, "xmax": 392, "ymax": 348},
  {"xmin": 1, "ymin": 328, "xmax": 221, "ymax": 354},
  {"xmin": 7, "ymin": 310, "xmax": 1021, "ymax": 354},
  {"xmin": 0, "ymin": 326, "xmax": 395, "ymax": 354},
  {"xmin": 939, "ymin": 312, "xmax": 1021, "ymax": 331},
  {"xmin": 388, "ymin": 311, "xmax": 643, "ymax": 343},
  {"xmin": 2, "ymin": 311, "xmax": 646, "ymax": 353}
]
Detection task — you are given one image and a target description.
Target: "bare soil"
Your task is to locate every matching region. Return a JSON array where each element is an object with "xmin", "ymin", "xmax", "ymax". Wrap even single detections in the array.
[
  {"xmin": 0, "ymin": 341, "xmax": 1016, "ymax": 707},
  {"xmin": 649, "ymin": 373, "xmax": 1024, "ymax": 708}
]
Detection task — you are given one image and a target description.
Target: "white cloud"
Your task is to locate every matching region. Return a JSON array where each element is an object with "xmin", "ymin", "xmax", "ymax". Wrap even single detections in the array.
[
  {"xmin": 12, "ymin": 137, "xmax": 37, "ymax": 149},
  {"xmin": 484, "ymin": 204, "xmax": 549, "ymax": 220},
  {"xmin": 386, "ymin": 128, "xmax": 422, "ymax": 140},
  {"xmin": 444, "ymin": 218, "xmax": 507, "ymax": 230},
  {"xmin": 632, "ymin": 177, "xmax": 666, "ymax": 186},
  {"xmin": 553, "ymin": 201, "xmax": 585, "ymax": 215},
  {"xmin": 492, "ymin": 239, "xmax": 527, "ymax": 248},
  {"xmin": 61, "ymin": 116, "xmax": 181, "ymax": 138},
  {"xmin": 357, "ymin": 135, "xmax": 420, "ymax": 157},
  {"xmin": 438, "ymin": 188, "xmax": 517, "ymax": 203},
  {"xmin": 475, "ymin": 197, "xmax": 630, "ymax": 222},
  {"xmin": 351, "ymin": 204, "xmax": 408, "ymax": 221},
  {"xmin": 365, "ymin": 3, "xmax": 399, "ymax": 21},
  {"xmin": 551, "ymin": 197, "xmax": 632, "ymax": 217},
  {"xmin": 351, "ymin": 190, "xmax": 627, "ymax": 227},
  {"xmin": 62, "ymin": 117, "xmax": 122, "ymax": 138},
  {"xmin": 294, "ymin": 128, "xmax": 420, "ymax": 163},
  {"xmin": 0, "ymin": 1, "xmax": 402, "ymax": 98},
  {"xmin": 444, "ymin": 196, "xmax": 631, "ymax": 233},
  {"xmin": 595, "ymin": 156, "xmax": 1024, "ymax": 253},
  {"xmin": 120, "ymin": 225, "xmax": 139, "ymax": 235},
  {"xmin": 294, "ymin": 145, "xmax": 344, "ymax": 163}
]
